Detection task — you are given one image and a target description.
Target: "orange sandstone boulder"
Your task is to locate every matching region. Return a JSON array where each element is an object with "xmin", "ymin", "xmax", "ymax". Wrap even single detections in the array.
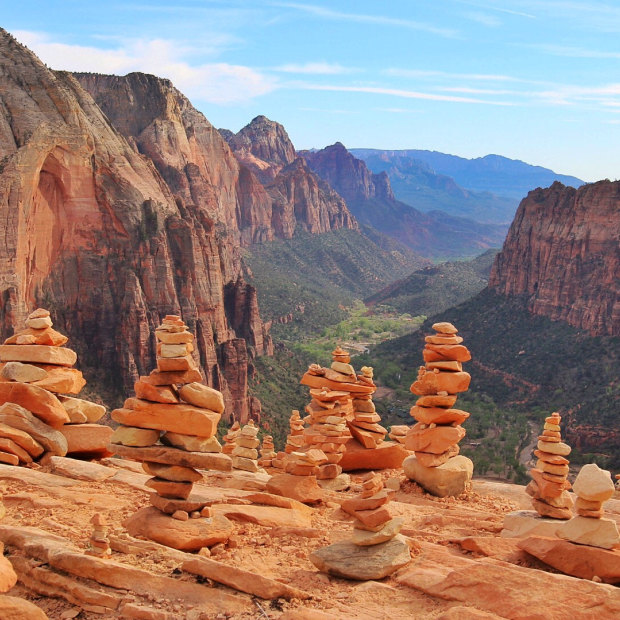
[{"xmin": 0, "ymin": 382, "xmax": 69, "ymax": 427}]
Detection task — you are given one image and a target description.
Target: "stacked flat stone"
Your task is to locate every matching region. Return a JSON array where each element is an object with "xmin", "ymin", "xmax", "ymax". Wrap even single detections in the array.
[
  {"xmin": 301, "ymin": 387, "xmax": 352, "ymax": 479},
  {"xmin": 388, "ymin": 426, "xmax": 409, "ymax": 444},
  {"xmin": 348, "ymin": 367, "xmax": 387, "ymax": 448},
  {"xmin": 405, "ymin": 322, "xmax": 471, "ymax": 466},
  {"xmin": 341, "ymin": 472, "xmax": 403, "ymax": 544},
  {"xmin": 231, "ymin": 421, "xmax": 260, "ymax": 473},
  {"xmin": 309, "ymin": 471, "xmax": 410, "ymax": 580},
  {"xmin": 284, "ymin": 448, "xmax": 329, "ymax": 476},
  {"xmin": 558, "ymin": 464, "xmax": 619, "ymax": 549},
  {"xmin": 402, "ymin": 322, "xmax": 474, "ymax": 497},
  {"xmin": 85, "ymin": 513, "xmax": 111, "ymax": 558},
  {"xmin": 222, "ymin": 421, "xmax": 240, "ymax": 455},
  {"xmin": 0, "ymin": 308, "xmax": 110, "ymax": 463},
  {"xmin": 284, "ymin": 409, "xmax": 305, "ymax": 454},
  {"xmin": 525, "ymin": 412, "xmax": 573, "ymax": 519},
  {"xmin": 109, "ymin": 315, "xmax": 231, "ymax": 520},
  {"xmin": 257, "ymin": 435, "xmax": 276, "ymax": 467}
]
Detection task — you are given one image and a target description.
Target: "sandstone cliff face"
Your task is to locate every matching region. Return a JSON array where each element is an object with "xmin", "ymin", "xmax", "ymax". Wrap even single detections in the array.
[
  {"xmin": 0, "ymin": 29, "xmax": 271, "ymax": 422},
  {"xmin": 301, "ymin": 142, "xmax": 394, "ymax": 203},
  {"xmin": 222, "ymin": 118, "xmax": 357, "ymax": 235},
  {"xmin": 300, "ymin": 143, "xmax": 506, "ymax": 259},
  {"xmin": 489, "ymin": 181, "xmax": 620, "ymax": 336}
]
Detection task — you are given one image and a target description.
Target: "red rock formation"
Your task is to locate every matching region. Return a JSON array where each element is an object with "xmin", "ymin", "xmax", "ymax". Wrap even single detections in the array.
[
  {"xmin": 0, "ymin": 29, "xmax": 270, "ymax": 422},
  {"xmin": 489, "ymin": 181, "xmax": 620, "ymax": 336}
]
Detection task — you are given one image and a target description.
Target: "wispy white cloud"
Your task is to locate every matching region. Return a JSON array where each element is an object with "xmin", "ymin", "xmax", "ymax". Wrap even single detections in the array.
[
  {"xmin": 465, "ymin": 12, "xmax": 503, "ymax": 27},
  {"xmin": 295, "ymin": 83, "xmax": 515, "ymax": 105},
  {"xmin": 384, "ymin": 68, "xmax": 525, "ymax": 82},
  {"xmin": 526, "ymin": 43, "xmax": 620, "ymax": 59},
  {"xmin": 273, "ymin": 62, "xmax": 358, "ymax": 75},
  {"xmin": 454, "ymin": 1, "xmax": 536, "ymax": 19},
  {"xmin": 537, "ymin": 83, "xmax": 620, "ymax": 106},
  {"xmin": 12, "ymin": 30, "xmax": 276, "ymax": 104},
  {"xmin": 272, "ymin": 2, "xmax": 458, "ymax": 37}
]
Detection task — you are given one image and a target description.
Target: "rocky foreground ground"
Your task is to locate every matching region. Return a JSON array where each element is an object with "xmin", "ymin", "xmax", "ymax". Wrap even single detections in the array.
[{"xmin": 0, "ymin": 458, "xmax": 618, "ymax": 619}]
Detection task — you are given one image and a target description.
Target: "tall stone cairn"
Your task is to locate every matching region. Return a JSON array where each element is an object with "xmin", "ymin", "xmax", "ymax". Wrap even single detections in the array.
[
  {"xmin": 257, "ymin": 434, "xmax": 277, "ymax": 467},
  {"xmin": 402, "ymin": 322, "xmax": 474, "ymax": 497},
  {"xmin": 525, "ymin": 412, "xmax": 573, "ymax": 519},
  {"xmin": 0, "ymin": 308, "xmax": 110, "ymax": 463},
  {"xmin": 347, "ymin": 366, "xmax": 387, "ymax": 448},
  {"xmin": 109, "ymin": 315, "xmax": 231, "ymax": 520},
  {"xmin": 231, "ymin": 421, "xmax": 260, "ymax": 472},
  {"xmin": 222, "ymin": 421, "xmax": 240, "ymax": 455}
]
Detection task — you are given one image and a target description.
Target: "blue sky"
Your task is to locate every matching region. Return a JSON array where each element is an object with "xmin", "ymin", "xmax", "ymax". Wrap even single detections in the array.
[{"xmin": 4, "ymin": 1, "xmax": 620, "ymax": 181}]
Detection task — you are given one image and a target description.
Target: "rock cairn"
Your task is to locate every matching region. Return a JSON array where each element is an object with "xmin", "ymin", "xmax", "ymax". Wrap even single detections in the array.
[
  {"xmin": 285, "ymin": 409, "xmax": 305, "ymax": 454},
  {"xmin": 222, "ymin": 421, "xmax": 240, "ymax": 455},
  {"xmin": 110, "ymin": 315, "xmax": 232, "ymax": 521},
  {"xmin": 348, "ymin": 367, "xmax": 387, "ymax": 448},
  {"xmin": 231, "ymin": 421, "xmax": 260, "ymax": 473},
  {"xmin": 309, "ymin": 471, "xmax": 410, "ymax": 580},
  {"xmin": 402, "ymin": 322, "xmax": 473, "ymax": 497},
  {"xmin": 85, "ymin": 513, "xmax": 111, "ymax": 558},
  {"xmin": 301, "ymin": 387, "xmax": 352, "ymax": 480},
  {"xmin": 257, "ymin": 435, "xmax": 276, "ymax": 467},
  {"xmin": 526, "ymin": 412, "xmax": 572, "ymax": 519},
  {"xmin": 0, "ymin": 308, "xmax": 110, "ymax": 464},
  {"xmin": 558, "ymin": 463, "xmax": 619, "ymax": 549},
  {"xmin": 341, "ymin": 472, "xmax": 403, "ymax": 545}
]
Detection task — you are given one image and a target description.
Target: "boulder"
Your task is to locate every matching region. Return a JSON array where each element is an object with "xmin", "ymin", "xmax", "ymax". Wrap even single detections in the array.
[
  {"xmin": 557, "ymin": 516, "xmax": 620, "ymax": 549},
  {"xmin": 351, "ymin": 517, "xmax": 404, "ymax": 546},
  {"xmin": 339, "ymin": 439, "xmax": 408, "ymax": 471},
  {"xmin": 124, "ymin": 506, "xmax": 233, "ymax": 551},
  {"xmin": 518, "ymin": 535, "xmax": 620, "ymax": 584},
  {"xmin": 403, "ymin": 455, "xmax": 473, "ymax": 498},
  {"xmin": 0, "ymin": 595, "xmax": 48, "ymax": 619},
  {"xmin": 31, "ymin": 367, "xmax": 86, "ymax": 394},
  {"xmin": 309, "ymin": 534, "xmax": 411, "ymax": 580},
  {"xmin": 405, "ymin": 424, "xmax": 466, "ymax": 454},
  {"xmin": 0, "ymin": 423, "xmax": 44, "ymax": 458},
  {"xmin": 572, "ymin": 463, "xmax": 615, "ymax": 502},
  {"xmin": 178, "ymin": 383, "xmax": 225, "ymax": 413},
  {"xmin": 266, "ymin": 473, "xmax": 324, "ymax": 504},
  {"xmin": 0, "ymin": 361, "xmax": 47, "ymax": 383},
  {"xmin": 0, "ymin": 544, "xmax": 17, "ymax": 591}
]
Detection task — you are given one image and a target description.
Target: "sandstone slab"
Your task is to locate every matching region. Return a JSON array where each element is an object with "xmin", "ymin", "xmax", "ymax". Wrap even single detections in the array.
[
  {"xmin": 501, "ymin": 510, "xmax": 562, "ymax": 538},
  {"xmin": 0, "ymin": 403, "xmax": 67, "ymax": 456},
  {"xmin": 0, "ymin": 438, "xmax": 32, "ymax": 463},
  {"xmin": 309, "ymin": 534, "xmax": 411, "ymax": 580},
  {"xmin": 124, "ymin": 506, "xmax": 233, "ymax": 551},
  {"xmin": 403, "ymin": 455, "xmax": 473, "ymax": 497},
  {"xmin": 339, "ymin": 439, "xmax": 408, "ymax": 472},
  {"xmin": 0, "ymin": 344, "xmax": 77, "ymax": 367},
  {"xmin": 266, "ymin": 473, "xmax": 324, "ymax": 504},
  {"xmin": 212, "ymin": 503, "xmax": 312, "ymax": 528},
  {"xmin": 47, "ymin": 456, "xmax": 116, "ymax": 481},
  {"xmin": 59, "ymin": 396, "xmax": 106, "ymax": 423},
  {"xmin": 558, "ymin": 515, "xmax": 620, "ymax": 549},
  {"xmin": 60, "ymin": 423, "xmax": 114, "ymax": 458},
  {"xmin": 0, "ymin": 361, "xmax": 48, "ymax": 382},
  {"xmin": 352, "ymin": 517, "xmax": 404, "ymax": 546},
  {"xmin": 31, "ymin": 367, "xmax": 86, "ymax": 394},
  {"xmin": 178, "ymin": 382, "xmax": 225, "ymax": 413},
  {"xmin": 110, "ymin": 425, "xmax": 160, "ymax": 447},
  {"xmin": 518, "ymin": 535, "xmax": 620, "ymax": 584},
  {"xmin": 142, "ymin": 461, "xmax": 203, "ymax": 482},
  {"xmin": 134, "ymin": 380, "xmax": 179, "ymax": 404},
  {"xmin": 405, "ymin": 424, "xmax": 466, "ymax": 454},
  {"xmin": 113, "ymin": 399, "xmax": 220, "ymax": 437},
  {"xmin": 0, "ymin": 422, "xmax": 44, "ymax": 457},
  {"xmin": 145, "ymin": 477, "xmax": 193, "ymax": 499},
  {"xmin": 162, "ymin": 431, "xmax": 221, "ymax": 453},
  {"xmin": 0, "ymin": 382, "xmax": 69, "ymax": 427}
]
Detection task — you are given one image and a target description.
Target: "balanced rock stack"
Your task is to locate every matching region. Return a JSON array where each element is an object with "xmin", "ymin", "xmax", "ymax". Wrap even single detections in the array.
[
  {"xmin": 0, "ymin": 308, "xmax": 110, "ymax": 463},
  {"xmin": 300, "ymin": 387, "xmax": 352, "ymax": 480},
  {"xmin": 222, "ymin": 422, "xmax": 241, "ymax": 455},
  {"xmin": 284, "ymin": 410, "xmax": 305, "ymax": 454},
  {"xmin": 558, "ymin": 463, "xmax": 619, "ymax": 548},
  {"xmin": 257, "ymin": 435, "xmax": 277, "ymax": 468},
  {"xmin": 109, "ymin": 315, "xmax": 233, "ymax": 544},
  {"xmin": 348, "ymin": 367, "xmax": 387, "ymax": 449},
  {"xmin": 85, "ymin": 514, "xmax": 111, "ymax": 558},
  {"xmin": 525, "ymin": 412, "xmax": 572, "ymax": 519},
  {"xmin": 309, "ymin": 472, "xmax": 410, "ymax": 580},
  {"xmin": 402, "ymin": 322, "xmax": 473, "ymax": 497},
  {"xmin": 231, "ymin": 421, "xmax": 260, "ymax": 473}
]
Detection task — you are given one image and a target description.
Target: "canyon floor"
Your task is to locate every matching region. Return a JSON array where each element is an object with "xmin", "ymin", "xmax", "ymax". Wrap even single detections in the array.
[{"xmin": 1, "ymin": 458, "xmax": 619, "ymax": 620}]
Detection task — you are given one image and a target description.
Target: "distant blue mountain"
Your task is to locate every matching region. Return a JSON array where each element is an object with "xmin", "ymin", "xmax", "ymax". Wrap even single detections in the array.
[{"xmin": 351, "ymin": 149, "xmax": 584, "ymax": 201}]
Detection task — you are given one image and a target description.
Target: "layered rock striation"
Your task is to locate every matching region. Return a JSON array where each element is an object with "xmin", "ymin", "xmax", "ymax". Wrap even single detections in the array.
[
  {"xmin": 0, "ymin": 29, "xmax": 272, "ymax": 421},
  {"xmin": 489, "ymin": 181, "xmax": 620, "ymax": 336}
]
